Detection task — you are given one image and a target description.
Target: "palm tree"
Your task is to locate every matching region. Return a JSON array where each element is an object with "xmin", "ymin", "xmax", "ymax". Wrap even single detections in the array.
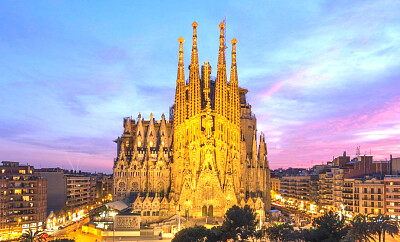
[
  {"xmin": 370, "ymin": 214, "xmax": 399, "ymax": 242},
  {"xmin": 19, "ymin": 229, "xmax": 45, "ymax": 242},
  {"xmin": 347, "ymin": 214, "xmax": 374, "ymax": 242}
]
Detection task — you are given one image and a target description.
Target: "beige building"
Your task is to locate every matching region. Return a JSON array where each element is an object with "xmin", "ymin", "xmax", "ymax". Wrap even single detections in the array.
[
  {"xmin": 0, "ymin": 161, "xmax": 47, "ymax": 239},
  {"xmin": 332, "ymin": 168, "xmax": 345, "ymax": 211},
  {"xmin": 280, "ymin": 176, "xmax": 311, "ymax": 207},
  {"xmin": 319, "ymin": 170, "xmax": 334, "ymax": 208},
  {"xmin": 271, "ymin": 177, "xmax": 280, "ymax": 195},
  {"xmin": 38, "ymin": 169, "xmax": 97, "ymax": 218},
  {"xmin": 341, "ymin": 177, "xmax": 384, "ymax": 217},
  {"xmin": 384, "ymin": 175, "xmax": 400, "ymax": 219},
  {"xmin": 65, "ymin": 174, "xmax": 93, "ymax": 212},
  {"xmin": 113, "ymin": 22, "xmax": 271, "ymax": 220}
]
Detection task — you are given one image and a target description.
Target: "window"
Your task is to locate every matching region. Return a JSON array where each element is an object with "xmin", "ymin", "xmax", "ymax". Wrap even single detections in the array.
[
  {"xmin": 19, "ymin": 170, "xmax": 26, "ymax": 174},
  {"xmin": 364, "ymin": 188, "xmax": 367, "ymax": 193}
]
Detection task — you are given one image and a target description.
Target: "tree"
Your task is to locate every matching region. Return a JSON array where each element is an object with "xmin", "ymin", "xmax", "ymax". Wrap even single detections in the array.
[
  {"xmin": 346, "ymin": 214, "xmax": 374, "ymax": 242},
  {"xmin": 206, "ymin": 226, "xmax": 225, "ymax": 242},
  {"xmin": 220, "ymin": 205, "xmax": 257, "ymax": 241},
  {"xmin": 19, "ymin": 229, "xmax": 46, "ymax": 242},
  {"xmin": 370, "ymin": 214, "xmax": 399, "ymax": 242},
  {"xmin": 266, "ymin": 223, "xmax": 300, "ymax": 242},
  {"xmin": 302, "ymin": 211, "xmax": 349, "ymax": 242},
  {"xmin": 172, "ymin": 225, "xmax": 209, "ymax": 242}
]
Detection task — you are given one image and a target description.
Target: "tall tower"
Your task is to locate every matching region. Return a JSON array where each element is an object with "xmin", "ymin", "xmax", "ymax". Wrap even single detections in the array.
[
  {"xmin": 170, "ymin": 22, "xmax": 267, "ymax": 218},
  {"xmin": 189, "ymin": 22, "xmax": 201, "ymax": 117},
  {"xmin": 215, "ymin": 22, "xmax": 228, "ymax": 118}
]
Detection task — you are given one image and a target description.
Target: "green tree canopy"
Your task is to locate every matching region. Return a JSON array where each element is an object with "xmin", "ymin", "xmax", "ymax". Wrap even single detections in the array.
[
  {"xmin": 172, "ymin": 225, "xmax": 209, "ymax": 242},
  {"xmin": 302, "ymin": 211, "xmax": 349, "ymax": 242},
  {"xmin": 266, "ymin": 223, "xmax": 301, "ymax": 242},
  {"xmin": 220, "ymin": 205, "xmax": 257, "ymax": 241}
]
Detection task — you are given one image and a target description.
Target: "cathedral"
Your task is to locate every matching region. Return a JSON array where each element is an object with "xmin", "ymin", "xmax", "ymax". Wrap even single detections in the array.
[{"xmin": 113, "ymin": 22, "xmax": 271, "ymax": 221}]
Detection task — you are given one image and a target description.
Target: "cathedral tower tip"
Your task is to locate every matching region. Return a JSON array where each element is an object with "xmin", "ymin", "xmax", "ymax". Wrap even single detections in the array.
[
  {"xmin": 189, "ymin": 21, "xmax": 201, "ymax": 117},
  {"xmin": 215, "ymin": 22, "xmax": 228, "ymax": 117},
  {"xmin": 175, "ymin": 36, "xmax": 185, "ymax": 125}
]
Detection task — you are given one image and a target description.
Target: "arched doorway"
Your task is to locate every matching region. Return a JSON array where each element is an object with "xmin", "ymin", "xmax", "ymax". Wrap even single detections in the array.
[
  {"xmin": 202, "ymin": 205, "xmax": 207, "ymax": 217},
  {"xmin": 208, "ymin": 205, "xmax": 213, "ymax": 217}
]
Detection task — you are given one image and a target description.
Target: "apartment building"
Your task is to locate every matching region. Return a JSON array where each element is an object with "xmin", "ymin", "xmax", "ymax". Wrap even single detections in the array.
[
  {"xmin": 38, "ymin": 169, "xmax": 96, "ymax": 218},
  {"xmin": 345, "ymin": 155, "xmax": 390, "ymax": 178},
  {"xmin": 65, "ymin": 174, "xmax": 92, "ymax": 212},
  {"xmin": 94, "ymin": 174, "xmax": 113, "ymax": 203},
  {"xmin": 319, "ymin": 171, "xmax": 334, "ymax": 208},
  {"xmin": 280, "ymin": 176, "xmax": 311, "ymax": 205},
  {"xmin": 342, "ymin": 179, "xmax": 355, "ymax": 214},
  {"xmin": 271, "ymin": 177, "xmax": 280, "ymax": 195},
  {"xmin": 357, "ymin": 178, "xmax": 383, "ymax": 215},
  {"xmin": 384, "ymin": 175, "xmax": 400, "ymax": 219},
  {"xmin": 0, "ymin": 161, "xmax": 47, "ymax": 239},
  {"xmin": 332, "ymin": 168, "xmax": 345, "ymax": 210}
]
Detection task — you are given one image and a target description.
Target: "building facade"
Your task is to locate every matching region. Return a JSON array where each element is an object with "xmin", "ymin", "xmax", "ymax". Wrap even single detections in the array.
[
  {"xmin": 0, "ymin": 161, "xmax": 47, "ymax": 239},
  {"xmin": 385, "ymin": 175, "xmax": 400, "ymax": 218},
  {"xmin": 38, "ymin": 169, "xmax": 96, "ymax": 217},
  {"xmin": 113, "ymin": 22, "xmax": 271, "ymax": 219}
]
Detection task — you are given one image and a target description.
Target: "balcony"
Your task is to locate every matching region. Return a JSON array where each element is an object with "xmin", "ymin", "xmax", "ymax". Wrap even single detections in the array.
[
  {"xmin": 385, "ymin": 191, "xmax": 400, "ymax": 195},
  {"xmin": 386, "ymin": 205, "xmax": 400, "ymax": 209}
]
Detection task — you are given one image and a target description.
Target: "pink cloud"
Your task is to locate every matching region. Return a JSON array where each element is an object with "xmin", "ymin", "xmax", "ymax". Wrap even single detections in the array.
[{"xmin": 266, "ymin": 96, "xmax": 400, "ymax": 169}]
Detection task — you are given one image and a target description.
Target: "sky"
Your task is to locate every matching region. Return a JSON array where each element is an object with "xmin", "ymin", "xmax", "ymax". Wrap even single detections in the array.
[{"xmin": 1, "ymin": 0, "xmax": 400, "ymax": 173}]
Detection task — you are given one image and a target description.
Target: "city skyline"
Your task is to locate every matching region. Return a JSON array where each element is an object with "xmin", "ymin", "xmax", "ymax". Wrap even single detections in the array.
[{"xmin": 1, "ymin": 0, "xmax": 400, "ymax": 173}]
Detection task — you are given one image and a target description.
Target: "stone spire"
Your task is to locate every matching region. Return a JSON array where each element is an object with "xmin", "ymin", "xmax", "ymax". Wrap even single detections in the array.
[
  {"xmin": 215, "ymin": 22, "xmax": 228, "ymax": 117},
  {"xmin": 258, "ymin": 132, "xmax": 267, "ymax": 162},
  {"xmin": 230, "ymin": 38, "xmax": 240, "ymax": 126},
  {"xmin": 190, "ymin": 22, "xmax": 199, "ymax": 66},
  {"xmin": 189, "ymin": 22, "xmax": 201, "ymax": 117},
  {"xmin": 174, "ymin": 37, "xmax": 185, "ymax": 126}
]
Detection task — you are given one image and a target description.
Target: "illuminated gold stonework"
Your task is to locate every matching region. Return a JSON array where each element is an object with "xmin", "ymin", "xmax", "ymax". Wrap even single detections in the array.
[{"xmin": 113, "ymin": 22, "xmax": 271, "ymax": 221}]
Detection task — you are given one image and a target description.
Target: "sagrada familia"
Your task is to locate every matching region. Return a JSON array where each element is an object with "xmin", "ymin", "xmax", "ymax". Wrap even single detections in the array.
[{"xmin": 113, "ymin": 22, "xmax": 271, "ymax": 221}]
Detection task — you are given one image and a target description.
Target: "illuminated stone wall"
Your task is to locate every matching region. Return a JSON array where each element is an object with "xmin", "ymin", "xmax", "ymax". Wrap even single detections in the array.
[{"xmin": 113, "ymin": 22, "xmax": 271, "ymax": 219}]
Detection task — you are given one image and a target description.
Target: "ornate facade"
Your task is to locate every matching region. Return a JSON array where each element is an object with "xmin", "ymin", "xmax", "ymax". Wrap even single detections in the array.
[{"xmin": 113, "ymin": 22, "xmax": 271, "ymax": 220}]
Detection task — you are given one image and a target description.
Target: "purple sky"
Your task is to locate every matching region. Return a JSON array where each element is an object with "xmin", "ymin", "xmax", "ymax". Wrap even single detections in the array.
[{"xmin": 1, "ymin": 1, "xmax": 400, "ymax": 173}]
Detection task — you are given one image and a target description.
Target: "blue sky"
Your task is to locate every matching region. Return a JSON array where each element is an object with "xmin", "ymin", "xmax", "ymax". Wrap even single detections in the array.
[{"xmin": 1, "ymin": 0, "xmax": 400, "ymax": 172}]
